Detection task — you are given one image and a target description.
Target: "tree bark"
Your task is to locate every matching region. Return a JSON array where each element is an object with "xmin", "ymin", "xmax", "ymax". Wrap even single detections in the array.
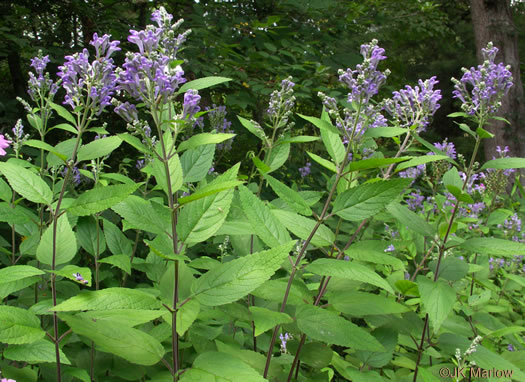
[{"xmin": 470, "ymin": 0, "xmax": 525, "ymax": 165}]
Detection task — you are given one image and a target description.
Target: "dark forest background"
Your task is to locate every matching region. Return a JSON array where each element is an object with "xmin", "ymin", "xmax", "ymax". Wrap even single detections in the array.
[{"xmin": 1, "ymin": 0, "xmax": 524, "ymax": 173}]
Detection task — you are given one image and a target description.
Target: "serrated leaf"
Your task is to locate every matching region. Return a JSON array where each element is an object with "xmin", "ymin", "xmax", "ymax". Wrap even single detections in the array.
[
  {"xmin": 36, "ymin": 214, "xmax": 77, "ymax": 266},
  {"xmin": 459, "ymin": 238, "xmax": 525, "ymax": 257},
  {"xmin": 179, "ymin": 180, "xmax": 243, "ymax": 205},
  {"xmin": 176, "ymin": 299, "xmax": 200, "ymax": 336},
  {"xmin": 151, "ymin": 154, "xmax": 183, "ymax": 195},
  {"xmin": 238, "ymin": 185, "xmax": 291, "ymax": 248},
  {"xmin": 298, "ymin": 113, "xmax": 341, "ymax": 135},
  {"xmin": 266, "ymin": 142, "xmax": 289, "ymax": 172},
  {"xmin": 306, "ymin": 258, "xmax": 394, "ymax": 293},
  {"xmin": 177, "ymin": 76, "xmax": 231, "ymax": 94},
  {"xmin": 112, "ymin": 195, "xmax": 170, "ymax": 235},
  {"xmin": 417, "ymin": 276, "xmax": 456, "ymax": 331},
  {"xmin": 61, "ymin": 314, "xmax": 164, "ymax": 366},
  {"xmin": 103, "ymin": 219, "xmax": 133, "ymax": 256},
  {"xmin": 394, "ymin": 155, "xmax": 450, "ymax": 172},
  {"xmin": 191, "ymin": 241, "xmax": 295, "ymax": 306},
  {"xmin": 262, "ymin": 172, "xmax": 312, "ymax": 215},
  {"xmin": 178, "ymin": 165, "xmax": 239, "ymax": 246},
  {"xmin": 0, "ymin": 265, "xmax": 45, "ymax": 285},
  {"xmin": 78, "ymin": 309, "xmax": 164, "ymax": 327},
  {"xmin": 480, "ymin": 157, "xmax": 525, "ymax": 170},
  {"xmin": 333, "ymin": 179, "xmax": 410, "ymax": 221},
  {"xmin": 181, "ymin": 144, "xmax": 215, "ymax": 183},
  {"xmin": 306, "ymin": 151, "xmax": 337, "ymax": 172},
  {"xmin": 0, "ymin": 306, "xmax": 44, "ymax": 344},
  {"xmin": 180, "ymin": 351, "xmax": 266, "ymax": 382},
  {"xmin": 77, "ymin": 136, "xmax": 122, "ymax": 161},
  {"xmin": 249, "ymin": 306, "xmax": 293, "ymax": 336},
  {"xmin": 4, "ymin": 339, "xmax": 71, "ymax": 364},
  {"xmin": 238, "ymin": 116, "xmax": 266, "ymax": 141},
  {"xmin": 49, "ymin": 101, "xmax": 77, "ymax": 125},
  {"xmin": 99, "ymin": 254, "xmax": 131, "ymax": 275},
  {"xmin": 387, "ymin": 203, "xmax": 435, "ymax": 237},
  {"xmin": 363, "ymin": 127, "xmax": 408, "ymax": 138},
  {"xmin": 272, "ymin": 209, "xmax": 334, "ymax": 247},
  {"xmin": 331, "ymin": 291, "xmax": 409, "ymax": 317},
  {"xmin": 350, "ymin": 157, "xmax": 410, "ymax": 172},
  {"xmin": 296, "ymin": 305, "xmax": 384, "ymax": 351},
  {"xmin": 117, "ymin": 133, "xmax": 149, "ymax": 153},
  {"xmin": 24, "ymin": 139, "xmax": 67, "ymax": 161},
  {"xmin": 0, "ymin": 162, "xmax": 53, "ymax": 205},
  {"xmin": 68, "ymin": 183, "xmax": 140, "ymax": 216},
  {"xmin": 53, "ymin": 288, "xmax": 161, "ymax": 311},
  {"xmin": 178, "ymin": 132, "xmax": 235, "ymax": 152}
]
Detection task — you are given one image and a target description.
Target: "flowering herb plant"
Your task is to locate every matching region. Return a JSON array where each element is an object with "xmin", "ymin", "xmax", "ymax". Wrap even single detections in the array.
[{"xmin": 0, "ymin": 7, "xmax": 524, "ymax": 382}]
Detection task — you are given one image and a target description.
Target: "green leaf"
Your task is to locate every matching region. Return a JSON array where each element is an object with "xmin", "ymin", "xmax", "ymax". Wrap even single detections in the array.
[
  {"xmin": 0, "ymin": 306, "xmax": 44, "ymax": 344},
  {"xmin": 276, "ymin": 135, "xmax": 319, "ymax": 144},
  {"xmin": 181, "ymin": 144, "xmax": 215, "ymax": 183},
  {"xmin": 458, "ymin": 123, "xmax": 476, "ymax": 137},
  {"xmin": 178, "ymin": 133, "xmax": 236, "ymax": 152},
  {"xmin": 459, "ymin": 238, "xmax": 525, "ymax": 257},
  {"xmin": 429, "ymin": 257, "xmax": 468, "ymax": 281},
  {"xmin": 262, "ymin": 172, "xmax": 312, "ymax": 215},
  {"xmin": 296, "ymin": 305, "xmax": 384, "ymax": 351},
  {"xmin": 112, "ymin": 195, "xmax": 169, "ymax": 235},
  {"xmin": 47, "ymin": 138, "xmax": 78, "ymax": 167},
  {"xmin": 0, "ymin": 177, "xmax": 12, "ymax": 202},
  {"xmin": 151, "ymin": 154, "xmax": 183, "ymax": 195},
  {"xmin": 417, "ymin": 276, "xmax": 456, "ymax": 331},
  {"xmin": 176, "ymin": 299, "xmax": 200, "ymax": 336},
  {"xmin": 179, "ymin": 180, "xmax": 243, "ymax": 205},
  {"xmin": 77, "ymin": 136, "xmax": 122, "ymax": 162},
  {"xmin": 344, "ymin": 246, "xmax": 405, "ymax": 270},
  {"xmin": 99, "ymin": 255, "xmax": 131, "ymax": 275},
  {"xmin": 306, "ymin": 258, "xmax": 394, "ymax": 293},
  {"xmin": 177, "ymin": 76, "xmax": 232, "ymax": 94},
  {"xmin": 249, "ymin": 306, "xmax": 293, "ymax": 336},
  {"xmin": 52, "ymin": 265, "xmax": 92, "ymax": 286},
  {"xmin": 251, "ymin": 155, "xmax": 270, "ymax": 173},
  {"xmin": 0, "ymin": 276, "xmax": 40, "ymax": 300},
  {"xmin": 24, "ymin": 139, "xmax": 67, "ymax": 161},
  {"xmin": 61, "ymin": 314, "xmax": 164, "ymax": 366},
  {"xmin": 394, "ymin": 155, "xmax": 450, "ymax": 172},
  {"xmin": 178, "ymin": 164, "xmax": 239, "ymax": 246},
  {"xmin": 266, "ymin": 142, "xmax": 289, "ymax": 172},
  {"xmin": 49, "ymin": 101, "xmax": 76, "ymax": 125},
  {"xmin": 53, "ymin": 288, "xmax": 161, "ymax": 311},
  {"xmin": 144, "ymin": 234, "xmax": 190, "ymax": 262},
  {"xmin": 476, "ymin": 126, "xmax": 494, "ymax": 139},
  {"xmin": 191, "ymin": 241, "xmax": 295, "ymax": 306},
  {"xmin": 0, "ymin": 265, "xmax": 45, "ymax": 285},
  {"xmin": 331, "ymin": 291, "xmax": 409, "ymax": 317},
  {"xmin": 238, "ymin": 185, "xmax": 291, "ymax": 248},
  {"xmin": 78, "ymin": 309, "xmax": 164, "ymax": 328},
  {"xmin": 103, "ymin": 219, "xmax": 133, "ymax": 256},
  {"xmin": 394, "ymin": 280, "xmax": 419, "ymax": 296},
  {"xmin": 49, "ymin": 123, "xmax": 78, "ymax": 135},
  {"xmin": 117, "ymin": 133, "xmax": 149, "ymax": 154},
  {"xmin": 386, "ymin": 203, "xmax": 435, "ymax": 237},
  {"xmin": 480, "ymin": 157, "xmax": 525, "ymax": 170},
  {"xmin": 320, "ymin": 126, "xmax": 345, "ymax": 165},
  {"xmin": 3, "ymin": 339, "xmax": 71, "ymax": 364},
  {"xmin": 298, "ymin": 113, "xmax": 340, "ymax": 135},
  {"xmin": 238, "ymin": 116, "xmax": 266, "ymax": 141},
  {"xmin": 307, "ymin": 151, "xmax": 337, "ymax": 172},
  {"xmin": 68, "ymin": 183, "xmax": 140, "ymax": 216},
  {"xmin": 363, "ymin": 127, "xmax": 408, "ymax": 138},
  {"xmin": 0, "ymin": 161, "xmax": 53, "ymax": 204},
  {"xmin": 272, "ymin": 209, "xmax": 334, "ymax": 247},
  {"xmin": 349, "ymin": 157, "xmax": 410, "ymax": 172},
  {"xmin": 180, "ymin": 351, "xmax": 266, "ymax": 382},
  {"xmin": 36, "ymin": 214, "xmax": 77, "ymax": 266},
  {"xmin": 333, "ymin": 179, "xmax": 411, "ymax": 221}
]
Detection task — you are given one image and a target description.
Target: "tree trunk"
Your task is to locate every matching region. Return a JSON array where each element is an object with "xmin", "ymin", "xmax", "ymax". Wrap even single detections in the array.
[{"xmin": 470, "ymin": 0, "xmax": 525, "ymax": 166}]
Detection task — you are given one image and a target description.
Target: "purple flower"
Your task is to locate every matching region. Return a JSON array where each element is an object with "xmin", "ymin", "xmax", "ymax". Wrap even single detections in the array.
[
  {"xmin": 399, "ymin": 164, "xmax": 426, "ymax": 180},
  {"xmin": 117, "ymin": 7, "xmax": 189, "ymax": 104},
  {"xmin": 279, "ymin": 332, "xmax": 292, "ymax": 353},
  {"xmin": 503, "ymin": 213, "xmax": 522, "ymax": 233},
  {"xmin": 113, "ymin": 101, "xmax": 138, "ymax": 123},
  {"xmin": 406, "ymin": 189, "xmax": 425, "ymax": 212},
  {"xmin": 1, "ymin": 378, "xmax": 17, "ymax": 382},
  {"xmin": 299, "ymin": 162, "xmax": 311, "ymax": 177},
  {"xmin": 28, "ymin": 52, "xmax": 58, "ymax": 102},
  {"xmin": 459, "ymin": 256, "xmax": 464, "ymax": 261},
  {"xmin": 136, "ymin": 159, "xmax": 145, "ymax": 170},
  {"xmin": 433, "ymin": 139, "xmax": 457, "ymax": 159},
  {"xmin": 489, "ymin": 257, "xmax": 494, "ymax": 270},
  {"xmin": 384, "ymin": 244, "xmax": 395, "ymax": 252},
  {"xmin": 338, "ymin": 40, "xmax": 389, "ymax": 105},
  {"xmin": 182, "ymin": 89, "xmax": 201, "ymax": 120},
  {"xmin": 57, "ymin": 33, "xmax": 120, "ymax": 116},
  {"xmin": 73, "ymin": 272, "xmax": 89, "ymax": 285},
  {"xmin": 383, "ymin": 76, "xmax": 442, "ymax": 132},
  {"xmin": 267, "ymin": 76, "xmax": 295, "ymax": 127},
  {"xmin": 452, "ymin": 42, "xmax": 513, "ymax": 118},
  {"xmin": 62, "ymin": 166, "xmax": 82, "ymax": 186},
  {"xmin": 207, "ymin": 105, "xmax": 234, "ymax": 151},
  {"xmin": 0, "ymin": 135, "xmax": 12, "ymax": 156},
  {"xmin": 507, "ymin": 344, "xmax": 515, "ymax": 352}
]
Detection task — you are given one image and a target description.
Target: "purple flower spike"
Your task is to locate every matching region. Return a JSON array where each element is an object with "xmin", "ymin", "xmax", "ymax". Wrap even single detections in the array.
[
  {"xmin": 452, "ymin": 42, "xmax": 513, "ymax": 118},
  {"xmin": 432, "ymin": 139, "xmax": 457, "ymax": 159},
  {"xmin": 299, "ymin": 162, "xmax": 311, "ymax": 177},
  {"xmin": 182, "ymin": 89, "xmax": 201, "ymax": 120},
  {"xmin": 384, "ymin": 76, "xmax": 442, "ymax": 132}
]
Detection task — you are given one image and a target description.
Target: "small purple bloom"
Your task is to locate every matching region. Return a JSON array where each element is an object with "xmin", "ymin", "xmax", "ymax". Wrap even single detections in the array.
[
  {"xmin": 279, "ymin": 332, "xmax": 292, "ymax": 353},
  {"xmin": 406, "ymin": 189, "xmax": 425, "ymax": 212},
  {"xmin": 432, "ymin": 139, "xmax": 457, "ymax": 159},
  {"xmin": 182, "ymin": 89, "xmax": 201, "ymax": 120},
  {"xmin": 384, "ymin": 244, "xmax": 395, "ymax": 252},
  {"xmin": 73, "ymin": 272, "xmax": 89, "ymax": 285},
  {"xmin": 507, "ymin": 344, "xmax": 515, "ymax": 352},
  {"xmin": 299, "ymin": 162, "xmax": 311, "ymax": 177}
]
